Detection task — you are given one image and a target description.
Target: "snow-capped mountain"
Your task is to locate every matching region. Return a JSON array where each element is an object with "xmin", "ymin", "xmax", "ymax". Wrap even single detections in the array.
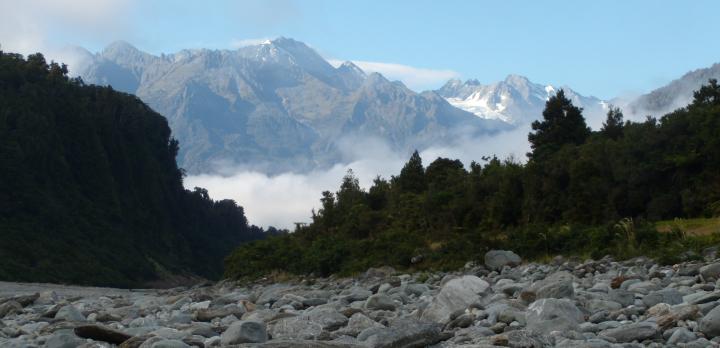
[
  {"xmin": 71, "ymin": 38, "xmax": 508, "ymax": 174},
  {"xmin": 436, "ymin": 75, "xmax": 609, "ymax": 129}
]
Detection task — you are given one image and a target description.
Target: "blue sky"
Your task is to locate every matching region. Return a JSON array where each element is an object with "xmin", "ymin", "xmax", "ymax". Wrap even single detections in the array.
[{"xmin": 4, "ymin": 0, "xmax": 720, "ymax": 99}]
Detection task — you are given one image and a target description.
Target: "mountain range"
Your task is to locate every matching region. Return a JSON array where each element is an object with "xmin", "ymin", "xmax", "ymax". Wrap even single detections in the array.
[
  {"xmin": 68, "ymin": 38, "xmax": 720, "ymax": 174},
  {"xmin": 70, "ymin": 38, "xmax": 508, "ymax": 174}
]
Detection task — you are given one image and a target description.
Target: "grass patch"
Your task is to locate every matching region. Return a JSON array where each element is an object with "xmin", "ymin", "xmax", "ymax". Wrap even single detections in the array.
[{"xmin": 656, "ymin": 217, "xmax": 720, "ymax": 236}]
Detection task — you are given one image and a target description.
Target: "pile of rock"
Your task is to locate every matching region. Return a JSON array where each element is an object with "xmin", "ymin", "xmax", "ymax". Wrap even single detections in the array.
[{"xmin": 2, "ymin": 248, "xmax": 720, "ymax": 347}]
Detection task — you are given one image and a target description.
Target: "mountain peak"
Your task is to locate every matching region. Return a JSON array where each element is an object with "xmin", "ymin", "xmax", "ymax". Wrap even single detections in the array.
[
  {"xmin": 503, "ymin": 74, "xmax": 530, "ymax": 86},
  {"xmin": 338, "ymin": 61, "xmax": 365, "ymax": 76},
  {"xmin": 102, "ymin": 40, "xmax": 140, "ymax": 55}
]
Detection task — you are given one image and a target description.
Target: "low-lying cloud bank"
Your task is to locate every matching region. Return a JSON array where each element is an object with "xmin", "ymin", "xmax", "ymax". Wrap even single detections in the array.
[{"xmin": 185, "ymin": 126, "xmax": 532, "ymax": 229}]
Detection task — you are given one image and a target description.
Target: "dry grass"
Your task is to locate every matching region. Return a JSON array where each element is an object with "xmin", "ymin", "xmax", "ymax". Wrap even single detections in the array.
[{"xmin": 656, "ymin": 217, "xmax": 720, "ymax": 236}]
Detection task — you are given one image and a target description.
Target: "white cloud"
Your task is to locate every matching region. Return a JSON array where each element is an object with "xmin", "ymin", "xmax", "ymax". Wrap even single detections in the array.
[
  {"xmin": 0, "ymin": 0, "xmax": 133, "ymax": 56},
  {"xmin": 185, "ymin": 128, "xmax": 531, "ymax": 230},
  {"xmin": 328, "ymin": 59, "xmax": 459, "ymax": 91},
  {"xmin": 229, "ymin": 38, "xmax": 271, "ymax": 48}
]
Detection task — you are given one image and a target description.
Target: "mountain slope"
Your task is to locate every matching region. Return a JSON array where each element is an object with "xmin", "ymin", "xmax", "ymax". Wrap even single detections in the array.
[
  {"xmin": 436, "ymin": 75, "xmax": 609, "ymax": 128},
  {"xmin": 74, "ymin": 38, "xmax": 507, "ymax": 174},
  {"xmin": 0, "ymin": 51, "xmax": 263, "ymax": 287},
  {"xmin": 628, "ymin": 63, "xmax": 720, "ymax": 117}
]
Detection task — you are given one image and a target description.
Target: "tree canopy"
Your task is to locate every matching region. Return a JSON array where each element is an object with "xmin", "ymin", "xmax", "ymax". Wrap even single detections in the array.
[
  {"xmin": 226, "ymin": 81, "xmax": 720, "ymax": 279},
  {"xmin": 0, "ymin": 51, "xmax": 265, "ymax": 287}
]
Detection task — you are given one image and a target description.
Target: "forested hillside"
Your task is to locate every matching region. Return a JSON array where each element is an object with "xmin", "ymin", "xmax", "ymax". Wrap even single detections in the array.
[
  {"xmin": 226, "ymin": 81, "xmax": 720, "ymax": 279},
  {"xmin": 0, "ymin": 51, "xmax": 264, "ymax": 287}
]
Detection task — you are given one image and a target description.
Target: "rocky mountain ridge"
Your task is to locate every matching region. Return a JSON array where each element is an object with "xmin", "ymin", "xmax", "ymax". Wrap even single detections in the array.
[
  {"xmin": 3, "ymin": 250, "xmax": 720, "ymax": 347},
  {"xmin": 72, "ymin": 38, "xmax": 507, "ymax": 174}
]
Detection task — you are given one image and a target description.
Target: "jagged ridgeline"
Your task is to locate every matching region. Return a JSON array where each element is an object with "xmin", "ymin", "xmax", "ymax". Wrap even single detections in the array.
[
  {"xmin": 226, "ymin": 81, "xmax": 720, "ymax": 279},
  {"xmin": 0, "ymin": 51, "xmax": 264, "ymax": 287}
]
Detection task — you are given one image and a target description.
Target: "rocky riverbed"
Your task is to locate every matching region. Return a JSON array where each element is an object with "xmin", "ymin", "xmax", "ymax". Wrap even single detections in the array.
[{"xmin": 3, "ymin": 250, "xmax": 720, "ymax": 347}]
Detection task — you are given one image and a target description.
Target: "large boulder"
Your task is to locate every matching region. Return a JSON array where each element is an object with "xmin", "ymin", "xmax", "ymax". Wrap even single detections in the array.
[
  {"xmin": 484, "ymin": 250, "xmax": 522, "ymax": 271},
  {"xmin": 523, "ymin": 271, "xmax": 575, "ymax": 301},
  {"xmin": 221, "ymin": 320, "xmax": 267, "ymax": 345},
  {"xmin": 357, "ymin": 318, "xmax": 444, "ymax": 348},
  {"xmin": 526, "ymin": 298, "xmax": 584, "ymax": 334},
  {"xmin": 599, "ymin": 321, "xmax": 659, "ymax": 343},
  {"xmin": 699, "ymin": 305, "xmax": 720, "ymax": 338},
  {"xmin": 421, "ymin": 275, "xmax": 490, "ymax": 323},
  {"xmin": 700, "ymin": 262, "xmax": 720, "ymax": 281}
]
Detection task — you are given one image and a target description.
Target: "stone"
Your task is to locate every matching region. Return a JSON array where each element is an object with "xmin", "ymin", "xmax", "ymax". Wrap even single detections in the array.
[
  {"xmin": 584, "ymin": 299, "xmax": 622, "ymax": 313},
  {"xmin": 699, "ymin": 304, "xmax": 720, "ymax": 338},
  {"xmin": 150, "ymin": 339, "xmax": 191, "ymax": 348},
  {"xmin": 404, "ymin": 284, "xmax": 430, "ymax": 297},
  {"xmin": 342, "ymin": 287, "xmax": 373, "ymax": 302},
  {"xmin": 527, "ymin": 271, "xmax": 575, "ymax": 300},
  {"xmin": 526, "ymin": 298, "xmax": 584, "ymax": 334},
  {"xmin": 667, "ymin": 327, "xmax": 697, "ymax": 345},
  {"xmin": 421, "ymin": 275, "xmax": 489, "ymax": 323},
  {"xmin": 243, "ymin": 341, "xmax": 363, "ymax": 348},
  {"xmin": 221, "ymin": 320, "xmax": 267, "ymax": 345},
  {"xmin": 0, "ymin": 301, "xmax": 22, "ymax": 318},
  {"xmin": 700, "ymin": 262, "xmax": 720, "ymax": 281},
  {"xmin": 337, "ymin": 313, "xmax": 383, "ymax": 337},
  {"xmin": 365, "ymin": 294, "xmax": 396, "ymax": 311},
  {"xmin": 74, "ymin": 324, "xmax": 132, "ymax": 344},
  {"xmin": 269, "ymin": 317, "xmax": 323, "ymax": 340},
  {"xmin": 304, "ymin": 307, "xmax": 349, "ymax": 331},
  {"xmin": 357, "ymin": 318, "xmax": 444, "ymax": 348},
  {"xmin": 599, "ymin": 321, "xmax": 659, "ymax": 343},
  {"xmin": 45, "ymin": 331, "xmax": 85, "ymax": 348},
  {"xmin": 194, "ymin": 305, "xmax": 245, "ymax": 321},
  {"xmin": 642, "ymin": 288, "xmax": 683, "ymax": 307},
  {"xmin": 485, "ymin": 250, "xmax": 522, "ymax": 271},
  {"xmin": 504, "ymin": 330, "xmax": 548, "ymax": 348},
  {"xmin": 35, "ymin": 290, "xmax": 60, "ymax": 305},
  {"xmin": 55, "ymin": 304, "xmax": 86, "ymax": 322}
]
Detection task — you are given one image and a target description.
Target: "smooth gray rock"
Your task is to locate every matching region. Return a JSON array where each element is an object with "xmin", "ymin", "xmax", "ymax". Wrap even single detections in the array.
[
  {"xmin": 357, "ymin": 318, "xmax": 444, "ymax": 348},
  {"xmin": 667, "ymin": 327, "xmax": 697, "ymax": 345},
  {"xmin": 45, "ymin": 332, "xmax": 85, "ymax": 348},
  {"xmin": 151, "ymin": 340, "xmax": 191, "ymax": 348},
  {"xmin": 699, "ymin": 304, "xmax": 720, "ymax": 338},
  {"xmin": 55, "ymin": 305, "xmax": 86, "ymax": 322},
  {"xmin": 599, "ymin": 321, "xmax": 659, "ymax": 343},
  {"xmin": 365, "ymin": 294, "xmax": 396, "ymax": 311},
  {"xmin": 421, "ymin": 275, "xmax": 490, "ymax": 323},
  {"xmin": 269, "ymin": 317, "xmax": 323, "ymax": 340},
  {"xmin": 235, "ymin": 341, "xmax": 363, "ymax": 348},
  {"xmin": 221, "ymin": 320, "xmax": 268, "ymax": 345},
  {"xmin": 404, "ymin": 284, "xmax": 430, "ymax": 297},
  {"xmin": 527, "ymin": 271, "xmax": 575, "ymax": 300},
  {"xmin": 337, "ymin": 313, "xmax": 383, "ymax": 337},
  {"xmin": 608, "ymin": 289, "xmax": 634, "ymax": 307},
  {"xmin": 484, "ymin": 250, "xmax": 522, "ymax": 271},
  {"xmin": 304, "ymin": 307, "xmax": 348, "ymax": 331},
  {"xmin": 642, "ymin": 288, "xmax": 683, "ymax": 307},
  {"xmin": 700, "ymin": 262, "xmax": 720, "ymax": 281},
  {"xmin": 526, "ymin": 298, "xmax": 584, "ymax": 334},
  {"xmin": 343, "ymin": 287, "xmax": 373, "ymax": 302}
]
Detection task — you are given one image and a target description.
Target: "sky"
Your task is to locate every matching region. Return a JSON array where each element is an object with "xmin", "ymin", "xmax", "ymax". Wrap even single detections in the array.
[
  {"xmin": 3, "ymin": 0, "xmax": 720, "ymax": 228},
  {"xmin": 2, "ymin": 0, "xmax": 720, "ymax": 99}
]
